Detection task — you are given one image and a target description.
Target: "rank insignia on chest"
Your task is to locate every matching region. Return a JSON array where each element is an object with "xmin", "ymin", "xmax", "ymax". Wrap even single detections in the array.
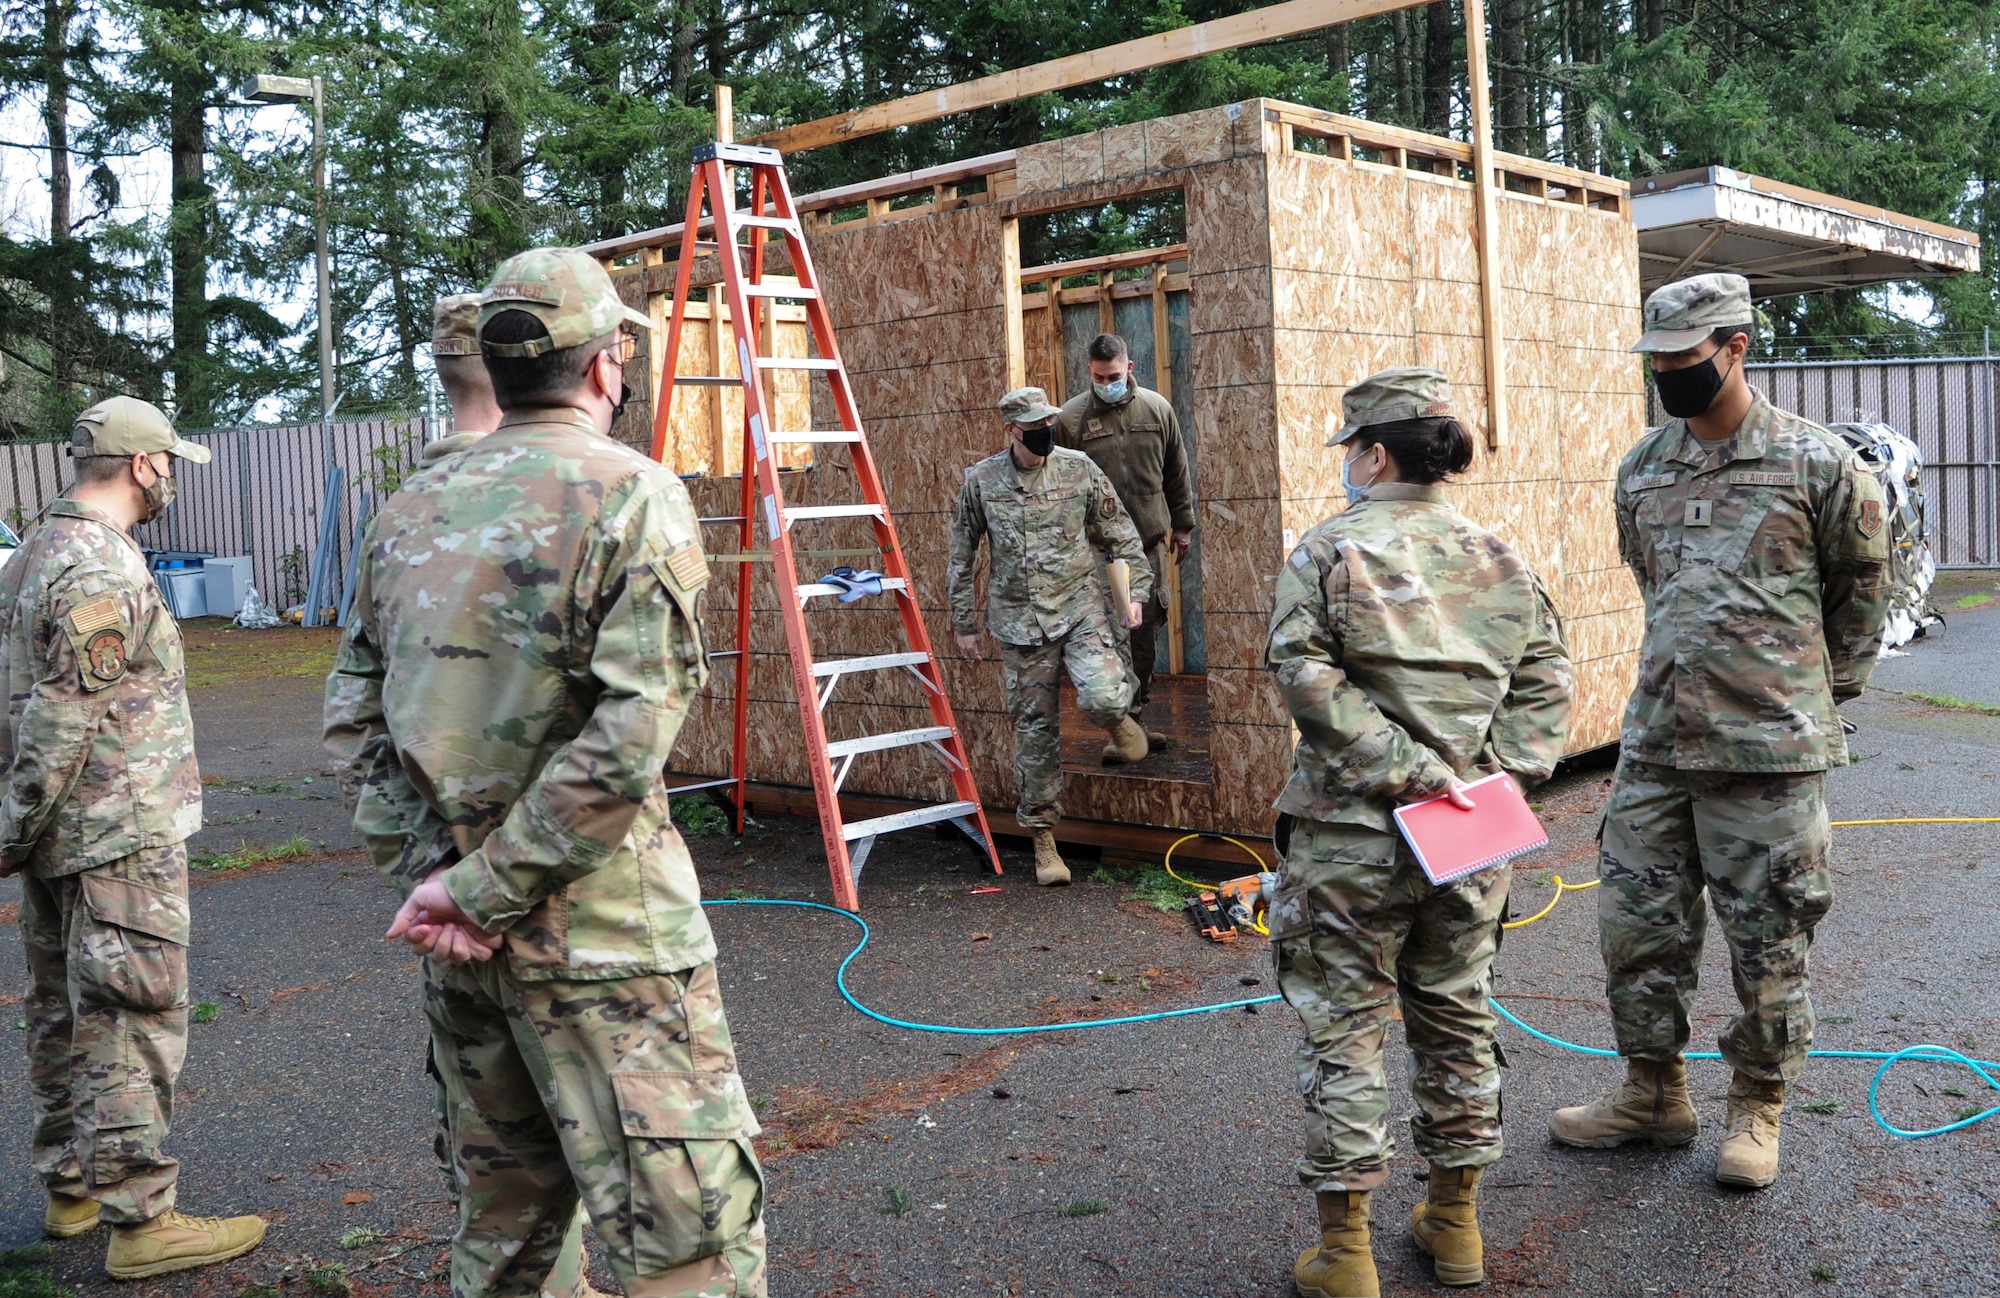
[
  {"xmin": 1684, "ymin": 499, "xmax": 1714, "ymax": 528},
  {"xmin": 1859, "ymin": 499, "xmax": 1884, "ymax": 537},
  {"xmin": 1084, "ymin": 418, "xmax": 1110, "ymax": 440},
  {"xmin": 85, "ymin": 628, "xmax": 126, "ymax": 682}
]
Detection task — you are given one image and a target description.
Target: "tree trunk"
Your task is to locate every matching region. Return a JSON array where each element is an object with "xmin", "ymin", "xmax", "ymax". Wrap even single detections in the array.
[
  {"xmin": 170, "ymin": 64, "xmax": 209, "ymax": 425},
  {"xmin": 589, "ymin": 0, "xmax": 628, "ymax": 239},
  {"xmin": 1496, "ymin": 0, "xmax": 1529, "ymax": 154},
  {"xmin": 1392, "ymin": 9, "xmax": 1417, "ymax": 126},
  {"xmin": 1324, "ymin": 24, "xmax": 1350, "ymax": 113},
  {"xmin": 470, "ymin": 0, "xmax": 527, "ymax": 261},
  {"xmin": 43, "ymin": 0, "xmax": 74, "ymax": 397},
  {"xmin": 1424, "ymin": 1, "xmax": 1454, "ymax": 135},
  {"xmin": 1644, "ymin": 0, "xmax": 1665, "ymax": 41}
]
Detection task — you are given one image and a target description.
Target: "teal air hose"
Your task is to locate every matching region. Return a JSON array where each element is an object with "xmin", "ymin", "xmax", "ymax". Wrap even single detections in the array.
[{"xmin": 707, "ymin": 896, "xmax": 2000, "ymax": 1139}]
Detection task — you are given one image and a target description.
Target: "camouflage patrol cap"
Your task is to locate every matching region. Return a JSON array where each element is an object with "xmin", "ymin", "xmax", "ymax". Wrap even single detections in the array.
[
  {"xmin": 70, "ymin": 396, "xmax": 213, "ymax": 463},
  {"xmin": 1632, "ymin": 272, "xmax": 1754, "ymax": 353},
  {"xmin": 1328, "ymin": 367, "xmax": 1453, "ymax": 446},
  {"xmin": 477, "ymin": 247, "xmax": 651, "ymax": 358},
  {"xmin": 999, "ymin": 386, "xmax": 1061, "ymax": 425},
  {"xmin": 431, "ymin": 293, "xmax": 482, "ymax": 357}
]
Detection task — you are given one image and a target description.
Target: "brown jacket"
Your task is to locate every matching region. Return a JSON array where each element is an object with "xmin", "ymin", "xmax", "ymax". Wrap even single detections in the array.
[{"xmin": 1055, "ymin": 384, "xmax": 1195, "ymax": 546}]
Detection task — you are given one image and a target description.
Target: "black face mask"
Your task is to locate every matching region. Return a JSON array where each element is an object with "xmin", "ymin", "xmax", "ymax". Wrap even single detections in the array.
[
  {"xmin": 1655, "ymin": 350, "xmax": 1732, "ymax": 419},
  {"xmin": 1018, "ymin": 422, "xmax": 1055, "ymax": 457}
]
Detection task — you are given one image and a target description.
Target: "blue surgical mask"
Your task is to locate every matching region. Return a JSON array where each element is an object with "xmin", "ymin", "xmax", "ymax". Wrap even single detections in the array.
[
  {"xmin": 1342, "ymin": 449, "xmax": 1375, "ymax": 505},
  {"xmin": 1092, "ymin": 378, "xmax": 1128, "ymax": 403}
]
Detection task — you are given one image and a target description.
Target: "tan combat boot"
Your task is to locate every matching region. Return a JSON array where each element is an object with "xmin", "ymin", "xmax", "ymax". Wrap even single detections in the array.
[
  {"xmin": 1031, "ymin": 829, "xmax": 1070, "ymax": 886},
  {"xmin": 105, "ymin": 1208, "xmax": 267, "ymax": 1279},
  {"xmin": 45, "ymin": 1191, "xmax": 100, "ymax": 1238},
  {"xmin": 1100, "ymin": 716, "xmax": 1150, "ymax": 766},
  {"xmin": 1295, "ymin": 1190, "xmax": 1377, "ymax": 1298},
  {"xmin": 1548, "ymin": 1057, "xmax": 1700, "ymax": 1149},
  {"xmin": 1410, "ymin": 1165, "xmax": 1484, "ymax": 1286},
  {"xmin": 1714, "ymin": 1073, "xmax": 1785, "ymax": 1189}
]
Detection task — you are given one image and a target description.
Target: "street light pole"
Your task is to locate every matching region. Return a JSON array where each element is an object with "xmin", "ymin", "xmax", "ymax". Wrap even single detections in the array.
[
  {"xmin": 312, "ymin": 75, "xmax": 332, "ymax": 424},
  {"xmin": 241, "ymin": 73, "xmax": 334, "ymax": 421}
]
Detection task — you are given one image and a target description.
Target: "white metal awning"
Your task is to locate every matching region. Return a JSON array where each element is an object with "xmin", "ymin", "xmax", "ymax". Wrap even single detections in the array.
[{"xmin": 1632, "ymin": 167, "xmax": 1980, "ymax": 297}]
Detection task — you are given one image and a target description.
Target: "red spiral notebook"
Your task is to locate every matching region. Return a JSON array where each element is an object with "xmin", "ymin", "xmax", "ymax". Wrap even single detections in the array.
[{"xmin": 1392, "ymin": 771, "xmax": 1549, "ymax": 885}]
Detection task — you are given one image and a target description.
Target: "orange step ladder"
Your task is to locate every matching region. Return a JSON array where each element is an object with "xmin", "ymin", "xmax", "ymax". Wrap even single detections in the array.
[{"xmin": 652, "ymin": 141, "xmax": 1002, "ymax": 911}]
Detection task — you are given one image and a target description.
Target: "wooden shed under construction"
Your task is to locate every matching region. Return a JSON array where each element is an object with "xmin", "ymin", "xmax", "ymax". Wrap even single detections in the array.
[{"xmin": 586, "ymin": 96, "xmax": 1647, "ymax": 862}]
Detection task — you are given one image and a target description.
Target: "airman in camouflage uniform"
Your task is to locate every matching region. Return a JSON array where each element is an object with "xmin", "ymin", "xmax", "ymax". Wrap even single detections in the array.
[
  {"xmin": 4, "ymin": 397, "xmax": 267, "ymax": 1278},
  {"xmin": 325, "ymin": 248, "xmax": 765, "ymax": 1298},
  {"xmin": 946, "ymin": 386, "xmax": 1153, "ymax": 885},
  {"xmin": 413, "ymin": 294, "xmax": 598, "ymax": 1297},
  {"xmin": 1054, "ymin": 333, "xmax": 1196, "ymax": 754},
  {"xmin": 426, "ymin": 292, "xmax": 498, "ymax": 465},
  {"xmin": 1549, "ymin": 274, "xmax": 1892, "ymax": 1191},
  {"xmin": 1268, "ymin": 369, "xmax": 1570, "ymax": 1297}
]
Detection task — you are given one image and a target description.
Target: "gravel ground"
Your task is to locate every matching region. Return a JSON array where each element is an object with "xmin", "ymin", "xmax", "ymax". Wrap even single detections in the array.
[{"xmin": 4, "ymin": 602, "xmax": 2000, "ymax": 1297}]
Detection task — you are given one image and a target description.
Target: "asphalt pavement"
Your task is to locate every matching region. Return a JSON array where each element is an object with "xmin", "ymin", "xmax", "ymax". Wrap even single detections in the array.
[{"xmin": 5, "ymin": 599, "xmax": 2000, "ymax": 1297}]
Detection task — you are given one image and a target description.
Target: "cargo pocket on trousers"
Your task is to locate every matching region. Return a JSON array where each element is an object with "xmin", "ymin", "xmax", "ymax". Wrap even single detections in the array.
[
  {"xmin": 1767, "ymin": 817, "xmax": 1834, "ymax": 934},
  {"xmin": 91, "ymin": 1086, "xmax": 161, "ymax": 1182},
  {"xmin": 76, "ymin": 873, "xmax": 190, "ymax": 1013},
  {"xmin": 612, "ymin": 1070, "xmax": 765, "ymax": 1278}
]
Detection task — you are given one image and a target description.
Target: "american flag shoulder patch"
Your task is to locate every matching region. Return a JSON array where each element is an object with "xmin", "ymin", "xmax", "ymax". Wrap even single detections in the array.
[
  {"xmin": 67, "ymin": 597, "xmax": 122, "ymax": 637},
  {"xmin": 663, "ymin": 543, "xmax": 709, "ymax": 589}
]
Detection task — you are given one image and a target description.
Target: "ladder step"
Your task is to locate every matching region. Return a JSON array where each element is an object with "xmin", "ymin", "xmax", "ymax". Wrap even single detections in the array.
[
  {"xmin": 734, "ymin": 214, "xmax": 801, "ymax": 232},
  {"xmin": 698, "ymin": 515, "xmax": 747, "ymax": 525},
  {"xmin": 785, "ymin": 504, "xmax": 884, "ymax": 521},
  {"xmin": 823, "ymin": 725, "xmax": 953, "ymax": 761},
  {"xmin": 674, "ymin": 375, "xmax": 742, "ymax": 387},
  {"xmin": 842, "ymin": 800, "xmax": 981, "ymax": 842},
  {"xmin": 754, "ymin": 357, "xmax": 841, "ymax": 371},
  {"xmin": 690, "ymin": 240, "xmax": 721, "ymax": 251},
  {"xmin": 797, "ymin": 577, "xmax": 908, "ymax": 599},
  {"xmin": 666, "ymin": 777, "xmax": 736, "ymax": 795},
  {"xmin": 741, "ymin": 282, "xmax": 820, "ymax": 300},
  {"xmin": 811, "ymin": 651, "xmax": 931, "ymax": 677},
  {"xmin": 768, "ymin": 430, "xmax": 861, "ymax": 445}
]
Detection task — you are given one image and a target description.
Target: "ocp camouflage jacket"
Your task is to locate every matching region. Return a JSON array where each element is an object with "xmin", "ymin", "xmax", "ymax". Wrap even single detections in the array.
[
  {"xmin": 1266, "ymin": 484, "xmax": 1572, "ymax": 831},
  {"xmin": 1614, "ymin": 392, "xmax": 1891, "ymax": 772},
  {"xmin": 325, "ymin": 407, "xmax": 717, "ymax": 980},
  {"xmin": 0, "ymin": 498, "xmax": 202, "ymax": 876},
  {"xmin": 947, "ymin": 446, "xmax": 1152, "ymax": 646}
]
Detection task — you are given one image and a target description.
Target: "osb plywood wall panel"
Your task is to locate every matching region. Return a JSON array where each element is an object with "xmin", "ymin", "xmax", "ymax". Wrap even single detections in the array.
[
  {"xmin": 610, "ymin": 267, "xmax": 813, "ymax": 472},
  {"xmin": 1265, "ymin": 142, "xmax": 1643, "ymax": 763}
]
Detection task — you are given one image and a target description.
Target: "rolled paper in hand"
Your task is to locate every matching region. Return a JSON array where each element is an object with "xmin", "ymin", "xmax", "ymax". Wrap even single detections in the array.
[{"xmin": 1107, "ymin": 559, "xmax": 1132, "ymax": 612}]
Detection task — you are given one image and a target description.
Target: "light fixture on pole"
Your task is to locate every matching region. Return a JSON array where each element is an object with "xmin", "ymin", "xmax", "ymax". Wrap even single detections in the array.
[{"xmin": 241, "ymin": 73, "xmax": 334, "ymax": 425}]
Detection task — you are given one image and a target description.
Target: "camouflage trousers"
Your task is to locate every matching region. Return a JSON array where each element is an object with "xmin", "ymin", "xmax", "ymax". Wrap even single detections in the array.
[
  {"xmin": 1000, "ymin": 604, "xmax": 1133, "ymax": 830},
  {"xmin": 1271, "ymin": 818, "xmax": 1510, "ymax": 1192},
  {"xmin": 1114, "ymin": 540, "xmax": 1170, "ymax": 719},
  {"xmin": 1599, "ymin": 760, "xmax": 1831, "ymax": 1082},
  {"xmin": 424, "ymin": 1039, "xmax": 592, "ymax": 1298},
  {"xmin": 20, "ymin": 843, "xmax": 190, "ymax": 1223},
  {"xmin": 424, "ymin": 957, "xmax": 767, "ymax": 1298}
]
